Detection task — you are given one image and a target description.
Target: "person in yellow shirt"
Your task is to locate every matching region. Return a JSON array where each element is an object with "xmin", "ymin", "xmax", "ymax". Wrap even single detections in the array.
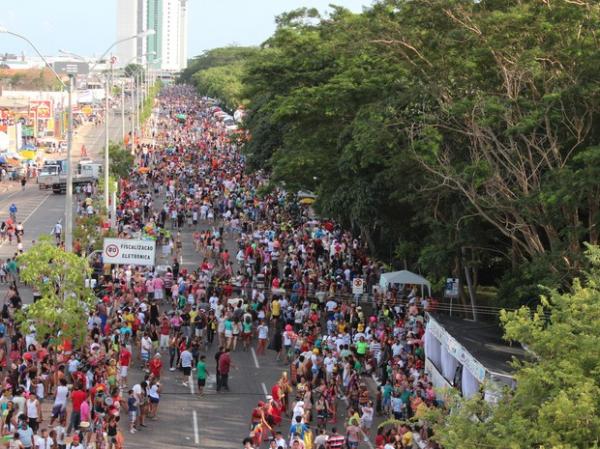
[
  {"xmin": 123, "ymin": 310, "xmax": 134, "ymax": 326},
  {"xmin": 271, "ymin": 299, "xmax": 281, "ymax": 323},
  {"xmin": 400, "ymin": 425, "xmax": 413, "ymax": 447}
]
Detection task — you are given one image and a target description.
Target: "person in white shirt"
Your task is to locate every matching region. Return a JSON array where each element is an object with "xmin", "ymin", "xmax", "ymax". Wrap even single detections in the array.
[
  {"xmin": 34, "ymin": 429, "xmax": 51, "ymax": 449},
  {"xmin": 256, "ymin": 321, "xmax": 269, "ymax": 355},
  {"xmin": 179, "ymin": 348, "xmax": 194, "ymax": 385},
  {"xmin": 141, "ymin": 333, "xmax": 153, "ymax": 370},
  {"xmin": 323, "ymin": 353, "xmax": 336, "ymax": 381},
  {"xmin": 325, "ymin": 299, "xmax": 337, "ymax": 313}
]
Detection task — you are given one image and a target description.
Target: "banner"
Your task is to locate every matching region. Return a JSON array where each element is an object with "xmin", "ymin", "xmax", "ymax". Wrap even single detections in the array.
[{"xmin": 29, "ymin": 100, "xmax": 53, "ymax": 119}]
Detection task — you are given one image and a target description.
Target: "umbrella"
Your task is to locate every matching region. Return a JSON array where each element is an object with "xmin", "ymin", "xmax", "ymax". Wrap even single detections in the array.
[{"xmin": 299, "ymin": 198, "xmax": 315, "ymax": 205}]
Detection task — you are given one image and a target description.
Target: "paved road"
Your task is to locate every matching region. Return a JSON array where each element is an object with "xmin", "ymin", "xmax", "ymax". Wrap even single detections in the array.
[
  {"xmin": 122, "ymin": 194, "xmax": 380, "ymax": 449},
  {"xmin": 0, "ymin": 115, "xmax": 122, "ymax": 273},
  {"xmin": 0, "ymin": 113, "xmax": 382, "ymax": 449}
]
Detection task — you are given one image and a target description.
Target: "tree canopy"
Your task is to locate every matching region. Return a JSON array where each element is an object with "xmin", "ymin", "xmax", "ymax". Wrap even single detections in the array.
[
  {"xmin": 179, "ymin": 1, "xmax": 600, "ymax": 307},
  {"xmin": 17, "ymin": 237, "xmax": 96, "ymax": 344},
  {"xmin": 180, "ymin": 46, "xmax": 260, "ymax": 110},
  {"xmin": 226, "ymin": 0, "xmax": 600, "ymax": 307}
]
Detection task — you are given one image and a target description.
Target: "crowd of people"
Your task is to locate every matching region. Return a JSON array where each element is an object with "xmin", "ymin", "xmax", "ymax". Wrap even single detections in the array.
[{"xmin": 0, "ymin": 85, "xmax": 443, "ymax": 449}]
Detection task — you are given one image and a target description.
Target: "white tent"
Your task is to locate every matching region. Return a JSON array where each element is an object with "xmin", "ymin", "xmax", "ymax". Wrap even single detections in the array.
[{"xmin": 379, "ymin": 270, "xmax": 432, "ymax": 297}]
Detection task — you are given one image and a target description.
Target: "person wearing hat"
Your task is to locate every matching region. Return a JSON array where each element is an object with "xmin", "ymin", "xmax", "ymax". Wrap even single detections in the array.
[{"xmin": 66, "ymin": 434, "xmax": 83, "ymax": 449}]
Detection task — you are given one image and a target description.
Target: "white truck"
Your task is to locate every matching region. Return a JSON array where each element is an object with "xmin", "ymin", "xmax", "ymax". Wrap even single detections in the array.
[{"xmin": 37, "ymin": 160, "xmax": 102, "ymax": 193}]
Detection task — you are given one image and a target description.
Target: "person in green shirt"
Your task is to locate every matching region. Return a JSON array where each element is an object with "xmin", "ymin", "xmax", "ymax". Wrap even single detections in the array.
[
  {"xmin": 196, "ymin": 355, "xmax": 208, "ymax": 395},
  {"xmin": 356, "ymin": 337, "xmax": 369, "ymax": 357}
]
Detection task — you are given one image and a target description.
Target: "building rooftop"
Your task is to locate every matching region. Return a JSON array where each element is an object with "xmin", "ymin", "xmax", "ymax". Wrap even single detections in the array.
[{"xmin": 431, "ymin": 313, "xmax": 528, "ymax": 378}]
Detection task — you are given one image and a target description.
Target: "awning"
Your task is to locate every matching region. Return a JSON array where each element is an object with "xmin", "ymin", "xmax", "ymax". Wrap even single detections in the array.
[
  {"xmin": 18, "ymin": 150, "xmax": 37, "ymax": 160},
  {"xmin": 379, "ymin": 270, "xmax": 432, "ymax": 296}
]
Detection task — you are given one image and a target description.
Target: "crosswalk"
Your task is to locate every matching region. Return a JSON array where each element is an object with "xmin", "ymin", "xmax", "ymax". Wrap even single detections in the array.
[{"xmin": 0, "ymin": 188, "xmax": 51, "ymax": 224}]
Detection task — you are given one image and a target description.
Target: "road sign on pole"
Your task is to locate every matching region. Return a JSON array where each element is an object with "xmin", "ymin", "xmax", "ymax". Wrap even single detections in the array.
[
  {"xmin": 102, "ymin": 238, "xmax": 156, "ymax": 266},
  {"xmin": 352, "ymin": 278, "xmax": 365, "ymax": 295},
  {"xmin": 53, "ymin": 61, "xmax": 90, "ymax": 75},
  {"xmin": 444, "ymin": 278, "xmax": 460, "ymax": 298}
]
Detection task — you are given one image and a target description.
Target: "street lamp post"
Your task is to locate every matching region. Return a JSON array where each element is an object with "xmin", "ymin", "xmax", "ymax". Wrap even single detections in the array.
[
  {"xmin": 90, "ymin": 30, "xmax": 155, "ymax": 216},
  {"xmin": 65, "ymin": 75, "xmax": 74, "ymax": 251},
  {"xmin": 121, "ymin": 80, "xmax": 126, "ymax": 144},
  {"xmin": 0, "ymin": 27, "xmax": 76, "ymax": 250},
  {"xmin": 130, "ymin": 78, "xmax": 136, "ymax": 154},
  {"xmin": 104, "ymin": 77, "xmax": 110, "ymax": 211}
]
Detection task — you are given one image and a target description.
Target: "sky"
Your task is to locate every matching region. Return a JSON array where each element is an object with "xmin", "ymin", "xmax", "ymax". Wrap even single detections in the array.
[{"xmin": 0, "ymin": 0, "xmax": 372, "ymax": 59}]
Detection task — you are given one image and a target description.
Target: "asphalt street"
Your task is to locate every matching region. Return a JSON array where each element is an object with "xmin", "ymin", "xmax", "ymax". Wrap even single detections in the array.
[
  {"xmin": 0, "ymin": 113, "xmax": 382, "ymax": 449},
  {"xmin": 121, "ymin": 200, "xmax": 380, "ymax": 449}
]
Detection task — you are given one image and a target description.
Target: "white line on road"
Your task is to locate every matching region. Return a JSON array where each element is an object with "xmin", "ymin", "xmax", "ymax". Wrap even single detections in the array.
[
  {"xmin": 0, "ymin": 193, "xmax": 51, "ymax": 249},
  {"xmin": 0, "ymin": 189, "xmax": 22, "ymax": 202},
  {"xmin": 251, "ymin": 347, "xmax": 260, "ymax": 369},
  {"xmin": 192, "ymin": 410, "xmax": 200, "ymax": 445},
  {"xmin": 261, "ymin": 382, "xmax": 268, "ymax": 398},
  {"xmin": 189, "ymin": 374, "xmax": 195, "ymax": 395}
]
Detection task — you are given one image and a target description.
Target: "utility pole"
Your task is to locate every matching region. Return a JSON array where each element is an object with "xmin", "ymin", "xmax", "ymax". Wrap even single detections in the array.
[{"xmin": 65, "ymin": 75, "xmax": 74, "ymax": 251}]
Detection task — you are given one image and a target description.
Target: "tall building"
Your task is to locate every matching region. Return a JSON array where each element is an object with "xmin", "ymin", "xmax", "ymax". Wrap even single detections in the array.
[
  {"xmin": 115, "ymin": 0, "xmax": 140, "ymax": 67},
  {"xmin": 115, "ymin": 0, "xmax": 187, "ymax": 71}
]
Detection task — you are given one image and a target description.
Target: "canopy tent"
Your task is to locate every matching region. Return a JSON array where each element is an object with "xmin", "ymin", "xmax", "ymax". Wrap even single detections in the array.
[{"xmin": 379, "ymin": 270, "xmax": 432, "ymax": 297}]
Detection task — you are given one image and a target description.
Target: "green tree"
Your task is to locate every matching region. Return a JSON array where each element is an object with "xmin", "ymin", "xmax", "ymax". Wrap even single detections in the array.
[
  {"xmin": 179, "ymin": 46, "xmax": 259, "ymax": 84},
  {"xmin": 109, "ymin": 142, "xmax": 134, "ymax": 178},
  {"xmin": 16, "ymin": 237, "xmax": 96, "ymax": 344},
  {"xmin": 178, "ymin": 46, "xmax": 260, "ymax": 110},
  {"xmin": 192, "ymin": 63, "xmax": 246, "ymax": 110},
  {"xmin": 238, "ymin": 0, "xmax": 600, "ymax": 306},
  {"xmin": 428, "ymin": 245, "xmax": 600, "ymax": 449},
  {"xmin": 124, "ymin": 63, "xmax": 144, "ymax": 82}
]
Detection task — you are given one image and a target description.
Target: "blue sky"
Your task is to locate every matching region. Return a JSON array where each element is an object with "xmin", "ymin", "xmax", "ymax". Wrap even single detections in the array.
[{"xmin": 0, "ymin": 0, "xmax": 371, "ymax": 58}]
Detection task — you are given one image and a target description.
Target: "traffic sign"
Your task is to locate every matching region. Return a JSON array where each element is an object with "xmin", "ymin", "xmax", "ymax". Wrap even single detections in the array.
[
  {"xmin": 53, "ymin": 61, "xmax": 90, "ymax": 75},
  {"xmin": 352, "ymin": 278, "xmax": 365, "ymax": 295},
  {"xmin": 102, "ymin": 238, "xmax": 156, "ymax": 266},
  {"xmin": 444, "ymin": 278, "xmax": 460, "ymax": 298}
]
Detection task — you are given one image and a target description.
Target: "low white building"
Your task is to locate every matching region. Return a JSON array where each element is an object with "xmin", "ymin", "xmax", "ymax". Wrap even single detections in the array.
[{"xmin": 424, "ymin": 313, "xmax": 525, "ymax": 401}]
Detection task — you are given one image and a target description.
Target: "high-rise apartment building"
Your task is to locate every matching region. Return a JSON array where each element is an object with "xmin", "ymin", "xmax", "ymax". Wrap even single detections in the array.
[{"xmin": 115, "ymin": 0, "xmax": 188, "ymax": 71}]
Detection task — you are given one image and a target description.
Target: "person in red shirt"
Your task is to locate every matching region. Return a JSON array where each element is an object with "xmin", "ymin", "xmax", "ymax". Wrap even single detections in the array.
[
  {"xmin": 159, "ymin": 317, "xmax": 170, "ymax": 350},
  {"xmin": 149, "ymin": 353, "xmax": 163, "ymax": 380},
  {"xmin": 217, "ymin": 349, "xmax": 233, "ymax": 392},
  {"xmin": 67, "ymin": 384, "xmax": 87, "ymax": 434},
  {"xmin": 119, "ymin": 347, "xmax": 132, "ymax": 388}
]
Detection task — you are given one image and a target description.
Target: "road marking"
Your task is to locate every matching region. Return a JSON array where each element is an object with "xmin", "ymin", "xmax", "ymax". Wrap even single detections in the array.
[
  {"xmin": 205, "ymin": 373, "xmax": 216, "ymax": 391},
  {"xmin": 192, "ymin": 410, "xmax": 200, "ymax": 445},
  {"xmin": 261, "ymin": 382, "xmax": 268, "ymax": 398},
  {"xmin": 22, "ymin": 194, "xmax": 51, "ymax": 223},
  {"xmin": 0, "ymin": 193, "xmax": 52, "ymax": 250},
  {"xmin": 0, "ymin": 189, "xmax": 22, "ymax": 203},
  {"xmin": 189, "ymin": 374, "xmax": 195, "ymax": 395},
  {"xmin": 251, "ymin": 347, "xmax": 260, "ymax": 369}
]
